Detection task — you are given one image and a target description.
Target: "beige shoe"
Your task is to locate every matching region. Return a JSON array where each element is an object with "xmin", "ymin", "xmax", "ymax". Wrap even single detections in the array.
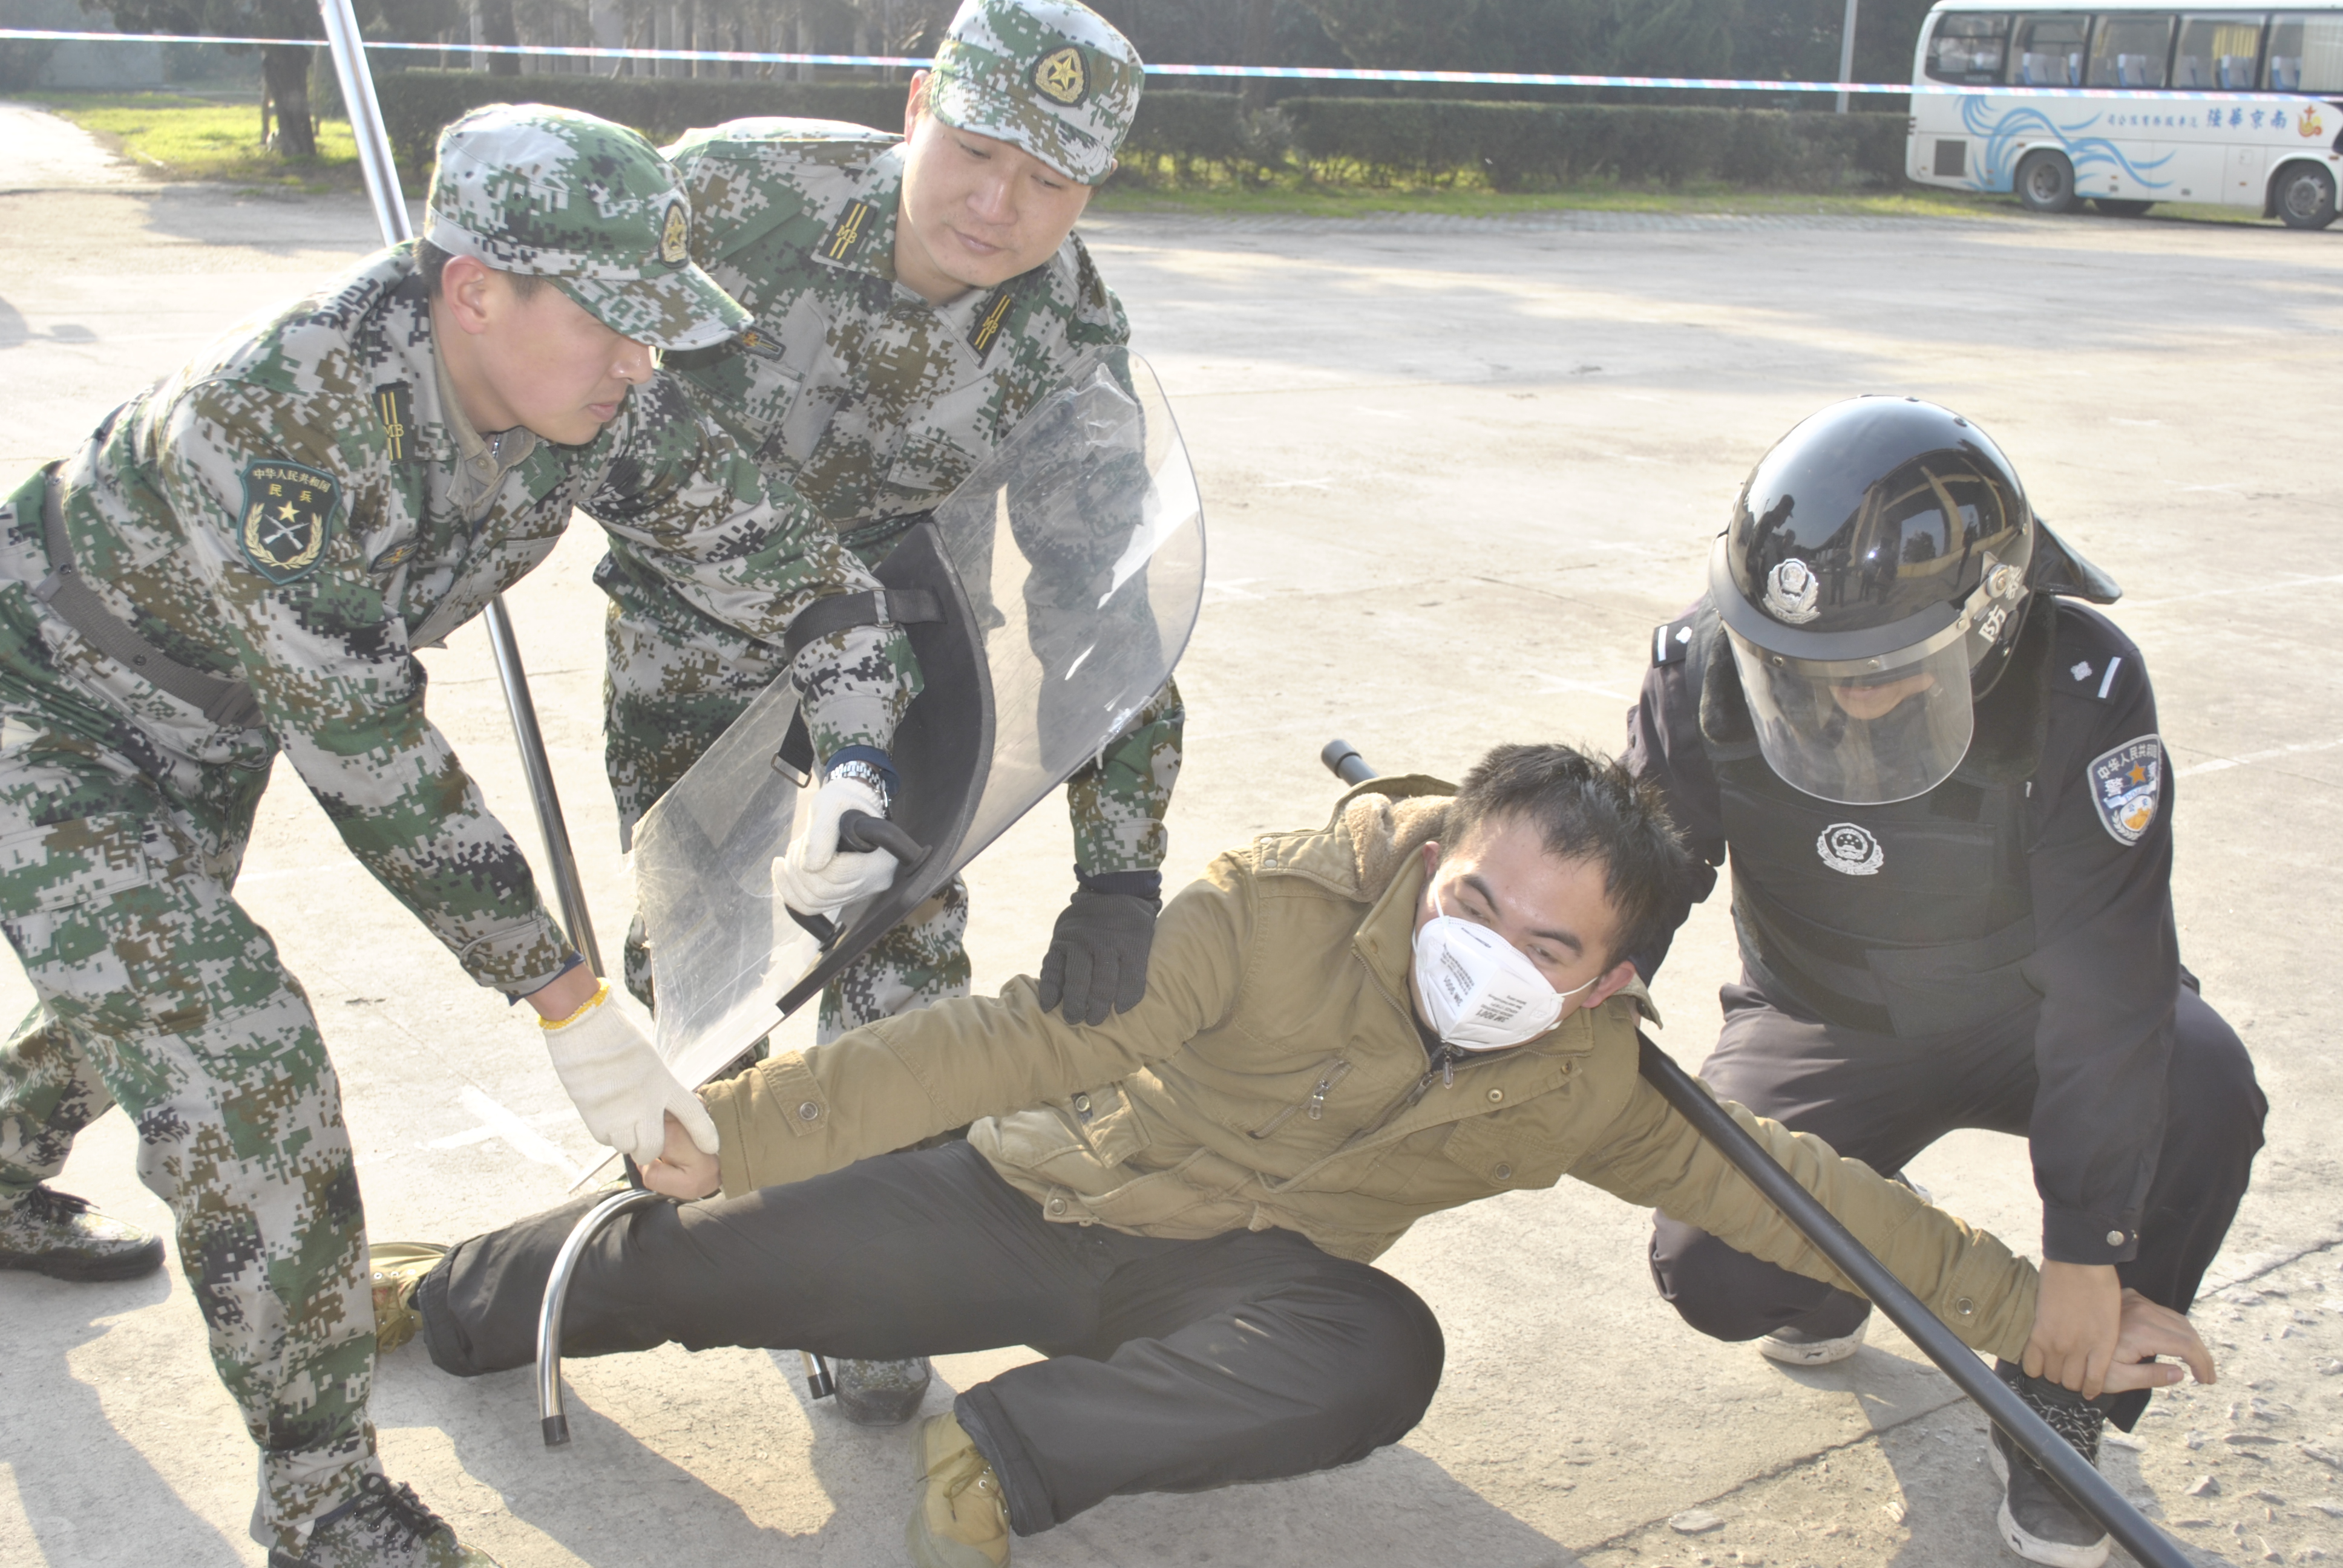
[
  {"xmin": 367, "ymin": 1243, "xmax": 446, "ymax": 1354},
  {"xmin": 906, "ymin": 1412, "xmax": 1010, "ymax": 1568}
]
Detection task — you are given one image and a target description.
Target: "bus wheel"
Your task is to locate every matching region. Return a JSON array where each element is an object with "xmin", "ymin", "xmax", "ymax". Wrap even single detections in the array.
[
  {"xmin": 2015, "ymin": 151, "xmax": 2077, "ymax": 214},
  {"xmin": 2093, "ymin": 198, "xmax": 2154, "ymax": 217},
  {"xmin": 2273, "ymin": 163, "xmax": 2338, "ymax": 230}
]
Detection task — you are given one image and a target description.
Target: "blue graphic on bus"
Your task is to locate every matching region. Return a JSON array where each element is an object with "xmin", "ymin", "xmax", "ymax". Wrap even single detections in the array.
[{"xmin": 1958, "ymin": 96, "xmax": 2176, "ymax": 191}]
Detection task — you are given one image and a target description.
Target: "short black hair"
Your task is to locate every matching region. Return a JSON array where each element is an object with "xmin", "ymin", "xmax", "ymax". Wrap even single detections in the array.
[
  {"xmin": 1444, "ymin": 742, "xmax": 1690, "ymax": 971},
  {"xmin": 413, "ymin": 238, "xmax": 546, "ymax": 301}
]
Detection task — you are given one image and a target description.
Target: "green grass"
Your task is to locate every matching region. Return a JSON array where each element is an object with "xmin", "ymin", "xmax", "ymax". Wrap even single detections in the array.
[
  {"xmin": 27, "ymin": 91, "xmax": 362, "ymax": 191},
  {"xmin": 1092, "ymin": 178, "xmax": 2015, "ymax": 221}
]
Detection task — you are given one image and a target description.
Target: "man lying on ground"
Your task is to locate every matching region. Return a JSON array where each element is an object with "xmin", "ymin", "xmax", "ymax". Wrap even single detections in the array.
[{"xmin": 370, "ymin": 743, "xmax": 2210, "ymax": 1568}]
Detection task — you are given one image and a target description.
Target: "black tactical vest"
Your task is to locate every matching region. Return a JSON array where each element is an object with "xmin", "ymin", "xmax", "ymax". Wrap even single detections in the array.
[{"xmin": 1688, "ymin": 596, "xmax": 2057, "ymax": 1037}]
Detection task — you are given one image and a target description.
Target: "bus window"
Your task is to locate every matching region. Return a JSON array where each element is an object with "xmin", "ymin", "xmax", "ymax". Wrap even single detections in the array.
[
  {"xmin": 2013, "ymin": 13, "xmax": 2091, "ymax": 84},
  {"xmin": 2087, "ymin": 12, "xmax": 2177, "ymax": 86},
  {"xmin": 1927, "ymin": 13, "xmax": 2012, "ymax": 81},
  {"xmin": 2266, "ymin": 11, "xmax": 2343, "ymax": 88},
  {"xmin": 2174, "ymin": 14, "xmax": 2266, "ymax": 88}
]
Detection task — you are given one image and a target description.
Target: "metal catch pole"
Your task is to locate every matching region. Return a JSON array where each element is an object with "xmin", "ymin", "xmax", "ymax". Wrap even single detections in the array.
[
  {"xmin": 535, "ymin": 1186, "xmax": 667, "ymax": 1446},
  {"xmin": 1317, "ymin": 739, "xmax": 2189, "ymax": 1568},
  {"xmin": 315, "ymin": 0, "xmax": 604, "ymax": 976}
]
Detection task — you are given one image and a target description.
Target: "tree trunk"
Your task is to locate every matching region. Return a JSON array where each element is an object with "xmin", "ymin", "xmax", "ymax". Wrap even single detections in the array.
[
  {"xmin": 479, "ymin": 0, "xmax": 522, "ymax": 76},
  {"xmin": 1240, "ymin": 0, "xmax": 1276, "ymax": 109},
  {"xmin": 261, "ymin": 45, "xmax": 317, "ymax": 158}
]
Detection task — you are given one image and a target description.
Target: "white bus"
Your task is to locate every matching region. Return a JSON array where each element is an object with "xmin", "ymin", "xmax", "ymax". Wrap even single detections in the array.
[{"xmin": 1904, "ymin": 0, "xmax": 2343, "ymax": 226}]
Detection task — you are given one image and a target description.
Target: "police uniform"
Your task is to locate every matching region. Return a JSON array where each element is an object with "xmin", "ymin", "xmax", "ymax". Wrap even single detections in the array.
[
  {"xmin": 1627, "ymin": 522, "xmax": 2266, "ymax": 1434},
  {"xmin": 644, "ymin": 102, "xmax": 1183, "ymax": 1042},
  {"xmin": 0, "ymin": 107, "xmax": 910, "ymax": 1556}
]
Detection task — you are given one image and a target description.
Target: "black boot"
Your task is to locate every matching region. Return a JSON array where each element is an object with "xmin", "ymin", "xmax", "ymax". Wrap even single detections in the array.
[
  {"xmin": 0, "ymin": 1185, "xmax": 165, "ymax": 1281},
  {"xmin": 1988, "ymin": 1366, "xmax": 2111, "ymax": 1568}
]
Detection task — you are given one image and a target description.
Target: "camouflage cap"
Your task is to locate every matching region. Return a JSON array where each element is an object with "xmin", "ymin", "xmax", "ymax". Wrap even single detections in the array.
[
  {"xmin": 925, "ymin": 0, "xmax": 1143, "ymax": 185},
  {"xmin": 425, "ymin": 103, "xmax": 749, "ymax": 351}
]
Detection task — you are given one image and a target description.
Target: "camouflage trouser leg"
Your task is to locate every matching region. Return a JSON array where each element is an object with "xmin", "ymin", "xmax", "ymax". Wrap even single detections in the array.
[
  {"xmin": 816, "ymin": 875, "xmax": 972, "ymax": 1045},
  {"xmin": 0, "ymin": 1001, "xmax": 114, "ymax": 1200},
  {"xmin": 0, "ymin": 745, "xmax": 375, "ymax": 1539}
]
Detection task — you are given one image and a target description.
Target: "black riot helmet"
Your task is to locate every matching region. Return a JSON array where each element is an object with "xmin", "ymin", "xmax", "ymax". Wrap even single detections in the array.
[{"xmin": 1712, "ymin": 396, "xmax": 2037, "ymax": 806}]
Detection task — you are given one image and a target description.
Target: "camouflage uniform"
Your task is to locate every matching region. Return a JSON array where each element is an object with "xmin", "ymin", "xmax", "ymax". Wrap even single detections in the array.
[
  {"xmin": 646, "ymin": 15, "xmax": 1179, "ymax": 1039},
  {"xmin": 0, "ymin": 106, "xmax": 912, "ymax": 1548}
]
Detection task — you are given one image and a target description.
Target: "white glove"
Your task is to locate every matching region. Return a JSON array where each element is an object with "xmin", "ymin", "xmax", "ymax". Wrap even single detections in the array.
[
  {"xmin": 540, "ymin": 981, "xmax": 719, "ymax": 1161},
  {"xmin": 774, "ymin": 774, "xmax": 899, "ymax": 916}
]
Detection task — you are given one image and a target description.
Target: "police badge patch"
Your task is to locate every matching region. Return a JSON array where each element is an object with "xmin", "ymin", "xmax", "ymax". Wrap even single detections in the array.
[
  {"xmin": 238, "ymin": 460, "xmax": 338, "ymax": 585},
  {"xmin": 2088, "ymin": 734, "xmax": 2163, "ymax": 846},
  {"xmin": 1815, "ymin": 822, "xmax": 1884, "ymax": 875},
  {"xmin": 1032, "ymin": 45, "xmax": 1089, "ymax": 106},
  {"xmin": 1764, "ymin": 558, "xmax": 1821, "ymax": 624}
]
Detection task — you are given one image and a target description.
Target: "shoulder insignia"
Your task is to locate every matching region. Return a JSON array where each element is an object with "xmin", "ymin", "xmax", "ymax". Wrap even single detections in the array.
[
  {"xmin": 968, "ymin": 285, "xmax": 1018, "ymax": 361},
  {"xmin": 369, "ymin": 540, "xmax": 415, "ymax": 573},
  {"xmin": 1652, "ymin": 618, "xmax": 1695, "ymax": 667},
  {"xmin": 819, "ymin": 200, "xmax": 877, "ymax": 264},
  {"xmin": 238, "ymin": 460, "xmax": 338, "ymax": 585},
  {"xmin": 2086, "ymin": 734, "xmax": 2162, "ymax": 846},
  {"xmin": 2060, "ymin": 652, "xmax": 2124, "ymax": 701},
  {"xmin": 375, "ymin": 382, "xmax": 414, "ymax": 463}
]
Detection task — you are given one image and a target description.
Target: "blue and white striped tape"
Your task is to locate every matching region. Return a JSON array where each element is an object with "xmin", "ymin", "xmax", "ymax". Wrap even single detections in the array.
[{"xmin": 1, "ymin": 27, "xmax": 2324, "ymax": 102}]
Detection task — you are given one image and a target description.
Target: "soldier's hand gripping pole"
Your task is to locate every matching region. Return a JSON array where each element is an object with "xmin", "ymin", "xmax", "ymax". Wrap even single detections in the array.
[
  {"xmin": 316, "ymin": 0, "xmax": 604, "ymax": 977},
  {"xmin": 1316, "ymin": 739, "xmax": 2191, "ymax": 1568}
]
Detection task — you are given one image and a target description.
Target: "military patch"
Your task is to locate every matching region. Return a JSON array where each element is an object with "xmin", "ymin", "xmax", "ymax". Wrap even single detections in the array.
[
  {"xmin": 821, "ymin": 201, "xmax": 877, "ymax": 264},
  {"xmin": 968, "ymin": 285, "xmax": 1017, "ymax": 361},
  {"xmin": 1815, "ymin": 822, "xmax": 1884, "ymax": 876},
  {"xmin": 739, "ymin": 326, "xmax": 785, "ymax": 362},
  {"xmin": 238, "ymin": 460, "xmax": 338, "ymax": 585},
  {"xmin": 375, "ymin": 382, "xmax": 414, "ymax": 462},
  {"xmin": 1032, "ymin": 45, "xmax": 1089, "ymax": 106},
  {"xmin": 369, "ymin": 540, "xmax": 415, "ymax": 574},
  {"xmin": 2087, "ymin": 734, "xmax": 2162, "ymax": 846},
  {"xmin": 659, "ymin": 198, "xmax": 690, "ymax": 266}
]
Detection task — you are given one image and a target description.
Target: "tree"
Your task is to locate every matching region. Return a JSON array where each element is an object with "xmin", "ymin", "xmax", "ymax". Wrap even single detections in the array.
[{"xmin": 85, "ymin": 0, "xmax": 459, "ymax": 157}]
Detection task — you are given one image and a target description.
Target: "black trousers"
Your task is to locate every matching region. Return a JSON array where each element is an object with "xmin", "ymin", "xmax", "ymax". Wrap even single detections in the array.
[
  {"xmin": 1649, "ymin": 976, "xmax": 2265, "ymax": 1428},
  {"xmin": 419, "ymin": 1142, "xmax": 1445, "ymax": 1536}
]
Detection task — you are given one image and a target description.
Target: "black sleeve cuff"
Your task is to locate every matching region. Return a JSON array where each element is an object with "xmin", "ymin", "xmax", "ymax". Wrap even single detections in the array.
[
  {"xmin": 2042, "ymin": 1204, "xmax": 2143, "ymax": 1266},
  {"xmin": 1075, "ymin": 866, "xmax": 1163, "ymax": 904},
  {"xmin": 822, "ymin": 745, "xmax": 899, "ymax": 795}
]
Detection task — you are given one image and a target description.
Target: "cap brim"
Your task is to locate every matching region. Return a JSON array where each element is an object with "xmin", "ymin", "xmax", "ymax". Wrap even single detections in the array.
[
  {"xmin": 927, "ymin": 78, "xmax": 1112, "ymax": 185},
  {"xmin": 557, "ymin": 259, "xmax": 751, "ymax": 352}
]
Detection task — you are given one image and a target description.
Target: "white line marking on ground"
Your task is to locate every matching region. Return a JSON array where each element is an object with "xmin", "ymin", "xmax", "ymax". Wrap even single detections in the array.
[
  {"xmin": 443, "ymin": 1086, "xmax": 588, "ymax": 1180},
  {"xmin": 2176, "ymin": 736, "xmax": 2343, "ymax": 777}
]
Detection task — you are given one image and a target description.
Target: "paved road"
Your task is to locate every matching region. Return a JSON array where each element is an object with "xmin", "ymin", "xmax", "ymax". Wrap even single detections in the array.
[{"xmin": 1, "ymin": 102, "xmax": 2339, "ymax": 1568}]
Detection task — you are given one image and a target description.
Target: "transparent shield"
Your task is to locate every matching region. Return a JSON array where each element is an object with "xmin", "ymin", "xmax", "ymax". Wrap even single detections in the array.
[{"xmin": 633, "ymin": 352, "xmax": 1204, "ymax": 1090}]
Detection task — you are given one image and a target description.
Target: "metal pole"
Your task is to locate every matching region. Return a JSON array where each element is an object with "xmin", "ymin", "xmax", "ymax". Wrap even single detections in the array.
[
  {"xmin": 1317, "ymin": 740, "xmax": 2189, "ymax": 1568},
  {"xmin": 1632, "ymin": 1040, "xmax": 2187, "ymax": 1568},
  {"xmin": 316, "ymin": 0, "xmax": 605, "ymax": 976},
  {"xmin": 535, "ymin": 1185, "xmax": 666, "ymax": 1445},
  {"xmin": 1837, "ymin": 0, "xmax": 1861, "ymax": 113}
]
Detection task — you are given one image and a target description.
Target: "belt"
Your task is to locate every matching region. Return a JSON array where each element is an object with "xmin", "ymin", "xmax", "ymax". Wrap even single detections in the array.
[{"xmin": 32, "ymin": 466, "xmax": 263, "ymax": 730}]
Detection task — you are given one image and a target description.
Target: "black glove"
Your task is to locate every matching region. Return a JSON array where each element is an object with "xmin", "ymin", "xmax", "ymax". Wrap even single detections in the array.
[{"xmin": 1037, "ymin": 882, "xmax": 1161, "ymax": 1027}]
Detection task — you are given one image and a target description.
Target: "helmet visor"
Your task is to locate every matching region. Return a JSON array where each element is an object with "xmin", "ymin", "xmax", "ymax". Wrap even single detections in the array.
[{"xmin": 1725, "ymin": 627, "xmax": 1974, "ymax": 805}]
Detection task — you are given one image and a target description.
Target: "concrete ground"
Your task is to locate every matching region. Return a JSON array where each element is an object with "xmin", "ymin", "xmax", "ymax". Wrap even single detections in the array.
[{"xmin": 1, "ymin": 101, "xmax": 2339, "ymax": 1568}]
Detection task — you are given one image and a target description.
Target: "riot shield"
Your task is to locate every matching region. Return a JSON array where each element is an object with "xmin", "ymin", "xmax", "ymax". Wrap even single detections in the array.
[{"xmin": 632, "ymin": 353, "xmax": 1205, "ymax": 1092}]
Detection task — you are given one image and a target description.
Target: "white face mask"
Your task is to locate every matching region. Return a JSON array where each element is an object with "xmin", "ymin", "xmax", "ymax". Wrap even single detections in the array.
[{"xmin": 1411, "ymin": 887, "xmax": 1599, "ymax": 1052}]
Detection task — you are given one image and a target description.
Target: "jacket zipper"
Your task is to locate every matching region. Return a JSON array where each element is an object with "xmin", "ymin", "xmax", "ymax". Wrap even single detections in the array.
[{"xmin": 1250, "ymin": 1058, "xmax": 1354, "ymax": 1138}]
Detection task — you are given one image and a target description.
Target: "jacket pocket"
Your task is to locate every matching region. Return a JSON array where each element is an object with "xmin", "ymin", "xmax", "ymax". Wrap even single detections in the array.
[{"xmin": 1438, "ymin": 1112, "xmax": 1576, "ymax": 1192}]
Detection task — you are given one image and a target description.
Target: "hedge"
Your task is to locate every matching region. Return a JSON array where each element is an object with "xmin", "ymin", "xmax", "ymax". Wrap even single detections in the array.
[
  {"xmin": 375, "ymin": 70, "xmax": 909, "ymax": 166},
  {"xmin": 1282, "ymin": 99, "xmax": 1907, "ymax": 191},
  {"xmin": 373, "ymin": 72, "xmax": 1906, "ymax": 194}
]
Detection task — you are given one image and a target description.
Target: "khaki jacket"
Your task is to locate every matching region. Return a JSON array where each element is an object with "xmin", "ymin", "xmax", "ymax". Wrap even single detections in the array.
[{"xmin": 704, "ymin": 779, "xmax": 2041, "ymax": 1362}]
